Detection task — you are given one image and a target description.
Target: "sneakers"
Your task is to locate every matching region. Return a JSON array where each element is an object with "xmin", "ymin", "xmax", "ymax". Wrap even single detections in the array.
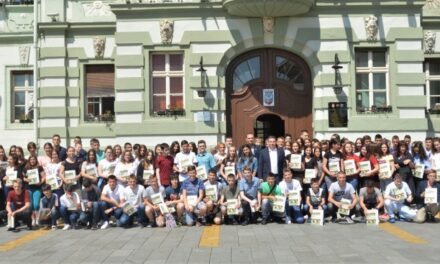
[
  {"xmin": 62, "ymin": 224, "xmax": 71, "ymax": 230},
  {"xmin": 146, "ymin": 223, "xmax": 154, "ymax": 228},
  {"xmin": 285, "ymin": 219, "xmax": 292, "ymax": 225},
  {"xmin": 51, "ymin": 225, "xmax": 57, "ymax": 230},
  {"xmin": 7, "ymin": 227, "xmax": 16, "ymax": 232},
  {"xmin": 101, "ymin": 221, "xmax": 109, "ymax": 230},
  {"xmin": 345, "ymin": 216, "xmax": 354, "ymax": 224},
  {"xmin": 261, "ymin": 218, "xmax": 268, "ymax": 225},
  {"xmin": 388, "ymin": 217, "xmax": 396, "ymax": 223},
  {"xmin": 91, "ymin": 224, "xmax": 99, "ymax": 230}
]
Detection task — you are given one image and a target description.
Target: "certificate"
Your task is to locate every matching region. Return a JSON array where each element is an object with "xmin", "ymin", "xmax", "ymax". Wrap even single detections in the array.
[
  {"xmin": 37, "ymin": 208, "xmax": 51, "ymax": 222},
  {"xmin": 46, "ymin": 174, "xmax": 59, "ymax": 190},
  {"xmin": 425, "ymin": 188, "xmax": 438, "ymax": 204},
  {"xmin": 311, "ymin": 209, "xmax": 324, "ymax": 226},
  {"xmin": 227, "ymin": 199, "xmax": 238, "ymax": 215},
  {"xmin": 6, "ymin": 170, "xmax": 17, "ymax": 187},
  {"xmin": 288, "ymin": 190, "xmax": 300, "ymax": 206},
  {"xmin": 304, "ymin": 169, "xmax": 315, "ymax": 184},
  {"xmin": 108, "ymin": 164, "xmax": 116, "ymax": 175},
  {"xmin": 27, "ymin": 169, "xmax": 39, "ymax": 185},
  {"xmin": 379, "ymin": 161, "xmax": 391, "ymax": 179},
  {"xmin": 413, "ymin": 164, "xmax": 425, "ymax": 179},
  {"xmin": 86, "ymin": 164, "xmax": 97, "ymax": 178},
  {"xmin": 118, "ymin": 169, "xmax": 130, "ymax": 181},
  {"xmin": 122, "ymin": 203, "xmax": 136, "ymax": 216},
  {"xmin": 344, "ymin": 160, "xmax": 356, "ymax": 176},
  {"xmin": 143, "ymin": 170, "xmax": 154, "ymax": 181},
  {"xmin": 187, "ymin": 195, "xmax": 198, "ymax": 207},
  {"xmin": 0, "ymin": 161, "xmax": 7, "ymax": 170},
  {"xmin": 151, "ymin": 193, "xmax": 164, "ymax": 205},
  {"xmin": 158, "ymin": 203, "xmax": 170, "ymax": 214},
  {"xmin": 359, "ymin": 161, "xmax": 371, "ymax": 177},
  {"xmin": 393, "ymin": 188, "xmax": 406, "ymax": 201},
  {"xmin": 273, "ymin": 196, "xmax": 286, "ymax": 213},
  {"xmin": 329, "ymin": 161, "xmax": 340, "ymax": 174},
  {"xmin": 196, "ymin": 166, "xmax": 207, "ymax": 180},
  {"xmin": 290, "ymin": 154, "xmax": 302, "ymax": 170},
  {"xmin": 366, "ymin": 209, "xmax": 379, "ymax": 225},
  {"xmin": 180, "ymin": 158, "xmax": 191, "ymax": 169},
  {"xmin": 338, "ymin": 198, "xmax": 351, "ymax": 216},
  {"xmin": 436, "ymin": 169, "xmax": 440, "ymax": 182},
  {"xmin": 205, "ymin": 185, "xmax": 217, "ymax": 202},
  {"xmin": 64, "ymin": 170, "xmax": 77, "ymax": 185},
  {"xmin": 224, "ymin": 166, "xmax": 236, "ymax": 176}
]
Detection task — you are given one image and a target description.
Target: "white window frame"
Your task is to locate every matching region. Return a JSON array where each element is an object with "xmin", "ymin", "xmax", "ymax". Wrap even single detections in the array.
[
  {"xmin": 11, "ymin": 71, "xmax": 33, "ymax": 123},
  {"xmin": 150, "ymin": 53, "xmax": 185, "ymax": 112},
  {"xmin": 355, "ymin": 49, "xmax": 389, "ymax": 110},
  {"xmin": 425, "ymin": 61, "xmax": 440, "ymax": 110}
]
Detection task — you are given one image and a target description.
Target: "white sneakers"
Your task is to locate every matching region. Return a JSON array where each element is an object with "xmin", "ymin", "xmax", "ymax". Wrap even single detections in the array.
[
  {"xmin": 62, "ymin": 224, "xmax": 71, "ymax": 230},
  {"xmin": 101, "ymin": 221, "xmax": 109, "ymax": 230}
]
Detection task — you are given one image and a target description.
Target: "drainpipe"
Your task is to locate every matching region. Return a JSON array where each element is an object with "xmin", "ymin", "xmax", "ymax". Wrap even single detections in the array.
[{"xmin": 33, "ymin": 0, "xmax": 38, "ymax": 147}]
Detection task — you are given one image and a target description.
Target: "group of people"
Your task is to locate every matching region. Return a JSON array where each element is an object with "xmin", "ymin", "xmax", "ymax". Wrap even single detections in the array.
[{"xmin": 0, "ymin": 130, "xmax": 439, "ymax": 232}]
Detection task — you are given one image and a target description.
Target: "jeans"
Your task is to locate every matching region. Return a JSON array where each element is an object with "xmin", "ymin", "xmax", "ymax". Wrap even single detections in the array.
[
  {"xmin": 118, "ymin": 204, "xmax": 146, "ymax": 227},
  {"xmin": 185, "ymin": 202, "xmax": 206, "ymax": 226},
  {"xmin": 60, "ymin": 205, "xmax": 79, "ymax": 226},
  {"xmin": 100, "ymin": 201, "xmax": 123, "ymax": 222},
  {"xmin": 9, "ymin": 204, "xmax": 32, "ymax": 228},
  {"xmin": 384, "ymin": 200, "xmax": 417, "ymax": 220},
  {"xmin": 261, "ymin": 199, "xmax": 274, "ymax": 219},
  {"xmin": 324, "ymin": 176, "xmax": 336, "ymax": 191},
  {"xmin": 285, "ymin": 201, "xmax": 304, "ymax": 223},
  {"xmin": 79, "ymin": 201, "xmax": 101, "ymax": 226},
  {"xmin": 328, "ymin": 202, "xmax": 359, "ymax": 218},
  {"xmin": 379, "ymin": 178, "xmax": 393, "ymax": 192},
  {"xmin": 40, "ymin": 208, "xmax": 60, "ymax": 226},
  {"xmin": 346, "ymin": 177, "xmax": 358, "ymax": 191},
  {"xmin": 28, "ymin": 188, "xmax": 42, "ymax": 211},
  {"xmin": 241, "ymin": 199, "xmax": 257, "ymax": 222}
]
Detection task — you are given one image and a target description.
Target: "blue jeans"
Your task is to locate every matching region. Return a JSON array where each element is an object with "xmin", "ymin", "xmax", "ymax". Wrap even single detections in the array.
[
  {"xmin": 40, "ymin": 208, "xmax": 60, "ymax": 226},
  {"xmin": 346, "ymin": 177, "xmax": 358, "ymax": 191},
  {"xmin": 118, "ymin": 204, "xmax": 146, "ymax": 227},
  {"xmin": 79, "ymin": 201, "xmax": 101, "ymax": 225},
  {"xmin": 261, "ymin": 199, "xmax": 283, "ymax": 220},
  {"xmin": 60, "ymin": 205, "xmax": 79, "ymax": 226},
  {"xmin": 285, "ymin": 201, "xmax": 304, "ymax": 223},
  {"xmin": 100, "ymin": 201, "xmax": 123, "ymax": 222}
]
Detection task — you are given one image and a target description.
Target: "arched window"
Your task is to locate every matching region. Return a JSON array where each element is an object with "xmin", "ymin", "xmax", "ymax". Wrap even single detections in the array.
[
  {"xmin": 275, "ymin": 56, "xmax": 304, "ymax": 91},
  {"xmin": 232, "ymin": 56, "xmax": 261, "ymax": 91}
]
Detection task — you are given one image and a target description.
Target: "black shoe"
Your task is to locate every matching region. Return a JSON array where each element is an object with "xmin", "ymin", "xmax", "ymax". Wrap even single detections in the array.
[
  {"xmin": 241, "ymin": 220, "xmax": 249, "ymax": 226},
  {"xmin": 201, "ymin": 218, "xmax": 207, "ymax": 226},
  {"xmin": 27, "ymin": 225, "xmax": 33, "ymax": 231},
  {"xmin": 7, "ymin": 227, "xmax": 16, "ymax": 232},
  {"xmin": 91, "ymin": 224, "xmax": 99, "ymax": 230},
  {"xmin": 261, "ymin": 218, "xmax": 268, "ymax": 225}
]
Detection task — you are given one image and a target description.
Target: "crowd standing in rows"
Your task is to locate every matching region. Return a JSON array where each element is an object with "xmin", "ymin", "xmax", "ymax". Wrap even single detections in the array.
[{"xmin": 0, "ymin": 130, "xmax": 439, "ymax": 231}]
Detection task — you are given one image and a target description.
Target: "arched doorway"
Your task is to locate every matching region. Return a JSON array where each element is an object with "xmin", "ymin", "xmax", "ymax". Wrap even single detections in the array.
[
  {"xmin": 226, "ymin": 48, "xmax": 313, "ymax": 146},
  {"xmin": 255, "ymin": 114, "xmax": 285, "ymax": 140}
]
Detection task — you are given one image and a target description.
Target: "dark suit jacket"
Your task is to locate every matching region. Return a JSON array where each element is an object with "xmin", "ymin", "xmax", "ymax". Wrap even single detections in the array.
[{"xmin": 257, "ymin": 147, "xmax": 285, "ymax": 181}]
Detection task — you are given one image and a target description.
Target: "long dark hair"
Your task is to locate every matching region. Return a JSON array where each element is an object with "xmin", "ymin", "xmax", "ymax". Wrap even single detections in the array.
[
  {"xmin": 86, "ymin": 149, "xmax": 97, "ymax": 165},
  {"xmin": 238, "ymin": 144, "xmax": 254, "ymax": 165},
  {"xmin": 412, "ymin": 141, "xmax": 428, "ymax": 161}
]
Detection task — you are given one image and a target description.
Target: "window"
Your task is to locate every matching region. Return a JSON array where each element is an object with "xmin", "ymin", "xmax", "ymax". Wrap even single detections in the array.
[
  {"xmin": 151, "ymin": 53, "xmax": 184, "ymax": 113},
  {"xmin": 275, "ymin": 56, "xmax": 304, "ymax": 91},
  {"xmin": 85, "ymin": 65, "xmax": 115, "ymax": 122},
  {"xmin": 11, "ymin": 71, "xmax": 33, "ymax": 123},
  {"xmin": 355, "ymin": 49, "xmax": 389, "ymax": 111},
  {"xmin": 233, "ymin": 56, "xmax": 260, "ymax": 91},
  {"xmin": 425, "ymin": 60, "xmax": 440, "ymax": 112}
]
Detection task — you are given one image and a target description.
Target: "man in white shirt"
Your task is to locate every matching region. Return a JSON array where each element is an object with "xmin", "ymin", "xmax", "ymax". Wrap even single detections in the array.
[
  {"xmin": 100, "ymin": 175, "xmax": 123, "ymax": 229},
  {"xmin": 60, "ymin": 185, "xmax": 81, "ymax": 230},
  {"xmin": 384, "ymin": 174, "xmax": 417, "ymax": 223},
  {"xmin": 258, "ymin": 136, "xmax": 285, "ymax": 181},
  {"xmin": 119, "ymin": 175, "xmax": 146, "ymax": 227},
  {"xmin": 173, "ymin": 140, "xmax": 197, "ymax": 182},
  {"xmin": 279, "ymin": 169, "xmax": 304, "ymax": 224}
]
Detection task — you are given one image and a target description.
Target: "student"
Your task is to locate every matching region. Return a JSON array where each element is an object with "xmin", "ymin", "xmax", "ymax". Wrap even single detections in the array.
[
  {"xmin": 236, "ymin": 144, "xmax": 258, "ymax": 179},
  {"xmin": 60, "ymin": 184, "xmax": 81, "ymax": 230},
  {"xmin": 416, "ymin": 171, "xmax": 440, "ymax": 223},
  {"xmin": 239, "ymin": 166, "xmax": 261, "ymax": 225},
  {"xmin": 119, "ymin": 175, "xmax": 147, "ymax": 227},
  {"xmin": 341, "ymin": 142, "xmax": 360, "ymax": 190},
  {"xmin": 432, "ymin": 138, "xmax": 440, "ymax": 177},
  {"xmin": 60, "ymin": 147, "xmax": 82, "ymax": 193},
  {"xmin": 219, "ymin": 174, "xmax": 242, "ymax": 225},
  {"xmin": 384, "ymin": 174, "xmax": 417, "ymax": 223},
  {"xmin": 425, "ymin": 137, "xmax": 433, "ymax": 159},
  {"xmin": 313, "ymin": 147, "xmax": 325, "ymax": 187},
  {"xmin": 322, "ymin": 139, "xmax": 343, "ymax": 188},
  {"xmin": 394, "ymin": 141, "xmax": 415, "ymax": 194},
  {"xmin": 196, "ymin": 140, "xmax": 216, "ymax": 174},
  {"xmin": 39, "ymin": 184, "xmax": 59, "ymax": 230},
  {"xmin": 359, "ymin": 180, "xmax": 384, "ymax": 220},
  {"xmin": 214, "ymin": 142, "xmax": 227, "ymax": 170},
  {"xmin": 113, "ymin": 144, "xmax": 123, "ymax": 162},
  {"xmin": 258, "ymin": 136, "xmax": 285, "ymax": 181},
  {"xmin": 90, "ymin": 138, "xmax": 104, "ymax": 163},
  {"xmin": 376, "ymin": 142, "xmax": 396, "ymax": 192},
  {"xmin": 143, "ymin": 175, "xmax": 166, "ymax": 227},
  {"xmin": 38, "ymin": 142, "xmax": 53, "ymax": 169},
  {"xmin": 99, "ymin": 175, "xmax": 123, "ymax": 229},
  {"xmin": 45, "ymin": 150, "xmax": 63, "ymax": 201},
  {"xmin": 411, "ymin": 141, "xmax": 432, "ymax": 192},
  {"xmin": 181, "ymin": 166, "xmax": 207, "ymax": 226},
  {"xmin": 220, "ymin": 146, "xmax": 237, "ymax": 182},
  {"xmin": 164, "ymin": 174, "xmax": 185, "ymax": 224},
  {"xmin": 174, "ymin": 140, "xmax": 197, "ymax": 182},
  {"xmin": 358, "ymin": 144, "xmax": 379, "ymax": 187},
  {"xmin": 97, "ymin": 146, "xmax": 117, "ymax": 189},
  {"xmin": 203, "ymin": 169, "xmax": 223, "ymax": 225},
  {"xmin": 328, "ymin": 172, "xmax": 358, "ymax": 223},
  {"xmin": 80, "ymin": 149, "xmax": 99, "ymax": 185},
  {"xmin": 22, "ymin": 155, "xmax": 46, "ymax": 226},
  {"xmin": 279, "ymin": 169, "xmax": 304, "ymax": 224},
  {"xmin": 79, "ymin": 179, "xmax": 101, "ymax": 230},
  {"xmin": 155, "ymin": 143, "xmax": 174, "ymax": 187},
  {"xmin": 6, "ymin": 179, "xmax": 32, "ymax": 231},
  {"xmin": 304, "ymin": 178, "xmax": 328, "ymax": 217},
  {"xmin": 169, "ymin": 141, "xmax": 180, "ymax": 158},
  {"xmin": 52, "ymin": 134, "xmax": 67, "ymax": 161},
  {"xmin": 114, "ymin": 150, "xmax": 136, "ymax": 186},
  {"xmin": 137, "ymin": 149, "xmax": 155, "ymax": 186},
  {"xmin": 285, "ymin": 142, "xmax": 304, "ymax": 182}
]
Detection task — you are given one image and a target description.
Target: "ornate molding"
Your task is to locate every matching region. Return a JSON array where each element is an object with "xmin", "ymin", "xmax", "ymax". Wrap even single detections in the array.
[
  {"xmin": 160, "ymin": 19, "xmax": 174, "ymax": 45},
  {"xmin": 364, "ymin": 15, "xmax": 378, "ymax": 42},
  {"xmin": 19, "ymin": 46, "xmax": 30, "ymax": 66},
  {"xmin": 424, "ymin": 0, "xmax": 440, "ymax": 9},
  {"xmin": 93, "ymin": 36, "xmax": 106, "ymax": 59},
  {"xmin": 83, "ymin": 1, "xmax": 114, "ymax": 17},
  {"xmin": 263, "ymin": 17, "xmax": 274, "ymax": 34},
  {"xmin": 425, "ymin": 31, "xmax": 436, "ymax": 54}
]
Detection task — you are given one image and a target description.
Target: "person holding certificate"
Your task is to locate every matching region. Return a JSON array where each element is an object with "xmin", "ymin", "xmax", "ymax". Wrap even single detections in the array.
[
  {"xmin": 60, "ymin": 147, "xmax": 82, "ymax": 192},
  {"xmin": 431, "ymin": 138, "xmax": 440, "ymax": 180},
  {"xmin": 39, "ymin": 184, "xmax": 59, "ymax": 230},
  {"xmin": 22, "ymin": 155, "xmax": 46, "ymax": 227},
  {"xmin": 376, "ymin": 143, "xmax": 396, "ymax": 192},
  {"xmin": 236, "ymin": 144, "xmax": 258, "ymax": 179},
  {"xmin": 119, "ymin": 175, "xmax": 147, "ymax": 227},
  {"xmin": 328, "ymin": 172, "xmax": 358, "ymax": 223},
  {"xmin": 173, "ymin": 140, "xmax": 197, "ymax": 182},
  {"xmin": 99, "ymin": 175, "xmax": 123, "ymax": 229},
  {"xmin": 322, "ymin": 139, "xmax": 343, "ymax": 189},
  {"xmin": 219, "ymin": 174, "xmax": 242, "ymax": 225},
  {"xmin": 220, "ymin": 146, "xmax": 237, "ymax": 182},
  {"xmin": 196, "ymin": 140, "xmax": 216, "ymax": 178},
  {"xmin": 279, "ymin": 169, "xmax": 305, "ymax": 224},
  {"xmin": 79, "ymin": 179, "xmax": 101, "ymax": 230},
  {"xmin": 114, "ymin": 151, "xmax": 136, "ymax": 186},
  {"xmin": 416, "ymin": 171, "xmax": 440, "ymax": 223},
  {"xmin": 2, "ymin": 155, "xmax": 22, "ymax": 204},
  {"xmin": 80, "ymin": 150, "xmax": 99, "ymax": 185},
  {"xmin": 181, "ymin": 165, "xmax": 207, "ymax": 226},
  {"xmin": 285, "ymin": 142, "xmax": 304, "ymax": 182},
  {"xmin": 259, "ymin": 173, "xmax": 283, "ymax": 225},
  {"xmin": 165, "ymin": 174, "xmax": 185, "ymax": 225},
  {"xmin": 137, "ymin": 149, "xmax": 155, "ymax": 187},
  {"xmin": 6, "ymin": 179, "xmax": 32, "ymax": 231},
  {"xmin": 97, "ymin": 146, "xmax": 118, "ymax": 189},
  {"xmin": 384, "ymin": 174, "xmax": 417, "ymax": 223},
  {"xmin": 142, "ymin": 175, "xmax": 166, "ymax": 228},
  {"xmin": 359, "ymin": 180, "xmax": 384, "ymax": 221},
  {"xmin": 203, "ymin": 169, "xmax": 223, "ymax": 225},
  {"xmin": 358, "ymin": 145, "xmax": 379, "ymax": 188},
  {"xmin": 393, "ymin": 140, "xmax": 415, "ymax": 194},
  {"xmin": 60, "ymin": 184, "xmax": 81, "ymax": 230},
  {"xmin": 239, "ymin": 166, "xmax": 261, "ymax": 225},
  {"xmin": 341, "ymin": 142, "xmax": 360, "ymax": 190},
  {"xmin": 155, "ymin": 143, "xmax": 174, "ymax": 188},
  {"xmin": 304, "ymin": 178, "xmax": 328, "ymax": 218},
  {"xmin": 411, "ymin": 141, "xmax": 433, "ymax": 195}
]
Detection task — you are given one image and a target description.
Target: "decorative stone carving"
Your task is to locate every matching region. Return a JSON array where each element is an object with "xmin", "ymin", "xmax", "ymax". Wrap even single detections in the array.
[
  {"xmin": 93, "ymin": 37, "xmax": 106, "ymax": 59},
  {"xmin": 263, "ymin": 17, "xmax": 274, "ymax": 34},
  {"xmin": 160, "ymin": 19, "xmax": 174, "ymax": 45},
  {"xmin": 364, "ymin": 15, "xmax": 378, "ymax": 42},
  {"xmin": 424, "ymin": 0, "xmax": 440, "ymax": 9},
  {"xmin": 19, "ymin": 46, "xmax": 30, "ymax": 66},
  {"xmin": 425, "ymin": 31, "xmax": 436, "ymax": 54},
  {"xmin": 84, "ymin": 1, "xmax": 113, "ymax": 17}
]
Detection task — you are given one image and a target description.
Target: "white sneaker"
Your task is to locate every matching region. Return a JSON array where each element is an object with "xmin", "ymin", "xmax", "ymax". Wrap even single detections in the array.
[
  {"xmin": 62, "ymin": 224, "xmax": 71, "ymax": 230},
  {"xmin": 100, "ymin": 221, "xmax": 109, "ymax": 230},
  {"xmin": 345, "ymin": 216, "xmax": 354, "ymax": 224}
]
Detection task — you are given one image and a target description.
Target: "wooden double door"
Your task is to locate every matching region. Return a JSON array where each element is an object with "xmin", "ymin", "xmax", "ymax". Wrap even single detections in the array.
[{"xmin": 226, "ymin": 48, "xmax": 313, "ymax": 146}]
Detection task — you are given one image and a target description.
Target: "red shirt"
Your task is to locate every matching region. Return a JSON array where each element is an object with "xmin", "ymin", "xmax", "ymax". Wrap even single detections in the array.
[
  {"xmin": 7, "ymin": 189, "xmax": 30, "ymax": 210},
  {"xmin": 155, "ymin": 155, "xmax": 174, "ymax": 186}
]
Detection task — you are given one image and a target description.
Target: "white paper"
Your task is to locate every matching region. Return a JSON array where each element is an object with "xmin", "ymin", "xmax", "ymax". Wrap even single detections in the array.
[
  {"xmin": 196, "ymin": 166, "xmax": 207, "ymax": 180},
  {"xmin": 5, "ymin": 170, "xmax": 17, "ymax": 187},
  {"xmin": 180, "ymin": 158, "xmax": 191, "ymax": 169},
  {"xmin": 393, "ymin": 188, "xmax": 406, "ymax": 201},
  {"xmin": 118, "ymin": 169, "xmax": 130, "ymax": 181},
  {"xmin": 224, "ymin": 166, "xmax": 236, "ymax": 176},
  {"xmin": 187, "ymin": 195, "xmax": 198, "ymax": 207},
  {"xmin": 0, "ymin": 161, "xmax": 7, "ymax": 170},
  {"xmin": 143, "ymin": 170, "xmax": 154, "ymax": 181},
  {"xmin": 46, "ymin": 174, "xmax": 59, "ymax": 190},
  {"xmin": 359, "ymin": 161, "xmax": 371, "ymax": 177},
  {"xmin": 86, "ymin": 164, "xmax": 97, "ymax": 178},
  {"xmin": 425, "ymin": 188, "xmax": 438, "ymax": 204},
  {"xmin": 273, "ymin": 196, "xmax": 286, "ymax": 213},
  {"xmin": 64, "ymin": 170, "xmax": 77, "ymax": 185},
  {"xmin": 158, "ymin": 203, "xmax": 170, "ymax": 214},
  {"xmin": 151, "ymin": 193, "xmax": 164, "ymax": 205},
  {"xmin": 122, "ymin": 202, "xmax": 136, "ymax": 216},
  {"xmin": 205, "ymin": 185, "xmax": 217, "ymax": 201},
  {"xmin": 227, "ymin": 199, "xmax": 238, "ymax": 215},
  {"xmin": 366, "ymin": 209, "xmax": 379, "ymax": 225},
  {"xmin": 304, "ymin": 169, "xmax": 315, "ymax": 184},
  {"xmin": 290, "ymin": 154, "xmax": 302, "ymax": 170},
  {"xmin": 413, "ymin": 164, "xmax": 425, "ymax": 179},
  {"xmin": 311, "ymin": 209, "xmax": 324, "ymax": 226},
  {"xmin": 338, "ymin": 198, "xmax": 351, "ymax": 216},
  {"xmin": 27, "ymin": 169, "xmax": 40, "ymax": 185},
  {"xmin": 288, "ymin": 190, "xmax": 301, "ymax": 206},
  {"xmin": 329, "ymin": 161, "xmax": 340, "ymax": 174},
  {"xmin": 344, "ymin": 160, "xmax": 356, "ymax": 176},
  {"xmin": 379, "ymin": 161, "xmax": 391, "ymax": 179}
]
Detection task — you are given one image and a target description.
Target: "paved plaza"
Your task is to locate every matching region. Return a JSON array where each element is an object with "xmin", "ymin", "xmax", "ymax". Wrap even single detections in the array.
[{"xmin": 0, "ymin": 222, "xmax": 438, "ymax": 263}]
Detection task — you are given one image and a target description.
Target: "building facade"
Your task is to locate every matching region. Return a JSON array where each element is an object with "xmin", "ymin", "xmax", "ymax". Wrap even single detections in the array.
[{"xmin": 0, "ymin": 0, "xmax": 439, "ymax": 148}]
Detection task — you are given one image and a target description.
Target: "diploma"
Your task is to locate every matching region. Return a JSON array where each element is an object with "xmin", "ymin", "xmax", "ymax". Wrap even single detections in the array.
[
  {"xmin": 64, "ymin": 170, "xmax": 77, "ymax": 185},
  {"xmin": 273, "ymin": 196, "xmax": 286, "ymax": 213},
  {"xmin": 205, "ymin": 185, "xmax": 217, "ymax": 202},
  {"xmin": 187, "ymin": 195, "xmax": 198, "ymax": 207},
  {"xmin": 338, "ymin": 198, "xmax": 351, "ymax": 216},
  {"xmin": 46, "ymin": 174, "xmax": 59, "ymax": 190},
  {"xmin": 311, "ymin": 209, "xmax": 324, "ymax": 226},
  {"xmin": 224, "ymin": 166, "xmax": 236, "ymax": 176},
  {"xmin": 366, "ymin": 209, "xmax": 379, "ymax": 225},
  {"xmin": 143, "ymin": 170, "xmax": 154, "ymax": 181},
  {"xmin": 151, "ymin": 193, "xmax": 164, "ymax": 205},
  {"xmin": 288, "ymin": 190, "xmax": 300, "ymax": 206},
  {"xmin": 122, "ymin": 203, "xmax": 136, "ymax": 216},
  {"xmin": 86, "ymin": 164, "xmax": 97, "ymax": 178},
  {"xmin": 424, "ymin": 188, "xmax": 438, "ymax": 204},
  {"xmin": 329, "ymin": 161, "xmax": 340, "ymax": 174},
  {"xmin": 227, "ymin": 199, "xmax": 239, "ymax": 215},
  {"xmin": 289, "ymin": 154, "xmax": 302, "ymax": 170},
  {"xmin": 379, "ymin": 161, "xmax": 391, "ymax": 179},
  {"xmin": 118, "ymin": 169, "xmax": 130, "ymax": 181},
  {"xmin": 304, "ymin": 169, "xmax": 316, "ymax": 184},
  {"xmin": 344, "ymin": 160, "xmax": 356, "ymax": 176},
  {"xmin": 196, "ymin": 166, "xmax": 207, "ymax": 180},
  {"xmin": 26, "ymin": 169, "xmax": 40, "ymax": 185},
  {"xmin": 413, "ymin": 164, "xmax": 425, "ymax": 179},
  {"xmin": 359, "ymin": 161, "xmax": 371, "ymax": 177},
  {"xmin": 6, "ymin": 170, "xmax": 17, "ymax": 187}
]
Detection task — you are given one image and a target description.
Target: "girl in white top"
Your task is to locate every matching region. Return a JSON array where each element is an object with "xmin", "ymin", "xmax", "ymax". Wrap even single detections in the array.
[
  {"xmin": 430, "ymin": 138, "xmax": 440, "ymax": 172},
  {"xmin": 45, "ymin": 150, "xmax": 63, "ymax": 194},
  {"xmin": 133, "ymin": 145, "xmax": 147, "ymax": 176},
  {"xmin": 98, "ymin": 146, "xmax": 118, "ymax": 185},
  {"xmin": 114, "ymin": 144, "xmax": 123, "ymax": 163},
  {"xmin": 81, "ymin": 149, "xmax": 99, "ymax": 184},
  {"xmin": 38, "ymin": 143, "xmax": 53, "ymax": 169},
  {"xmin": 114, "ymin": 150, "xmax": 136, "ymax": 186}
]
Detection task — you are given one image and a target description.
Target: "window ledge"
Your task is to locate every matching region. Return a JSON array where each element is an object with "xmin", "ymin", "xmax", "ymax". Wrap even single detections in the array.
[
  {"xmin": 427, "ymin": 109, "xmax": 440, "ymax": 115},
  {"xmin": 6, "ymin": 122, "xmax": 33, "ymax": 130},
  {"xmin": 356, "ymin": 106, "xmax": 393, "ymax": 114},
  {"xmin": 153, "ymin": 109, "xmax": 186, "ymax": 117}
]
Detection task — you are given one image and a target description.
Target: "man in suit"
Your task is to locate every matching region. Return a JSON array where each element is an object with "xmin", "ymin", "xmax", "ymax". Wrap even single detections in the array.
[
  {"xmin": 258, "ymin": 136, "xmax": 285, "ymax": 182},
  {"xmin": 239, "ymin": 133, "xmax": 261, "ymax": 158}
]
